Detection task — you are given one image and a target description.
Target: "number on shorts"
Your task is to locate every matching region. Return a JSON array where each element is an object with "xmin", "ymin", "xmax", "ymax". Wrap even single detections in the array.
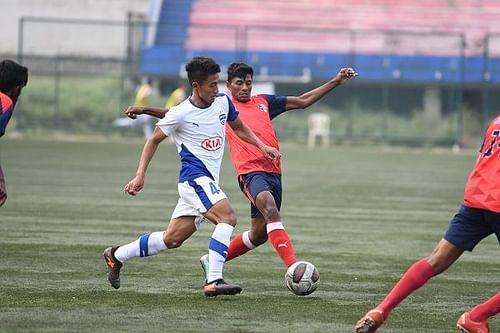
[{"xmin": 209, "ymin": 182, "xmax": 221, "ymax": 195}]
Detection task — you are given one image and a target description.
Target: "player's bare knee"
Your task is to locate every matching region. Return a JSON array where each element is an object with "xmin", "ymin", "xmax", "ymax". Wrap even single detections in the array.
[
  {"xmin": 220, "ymin": 211, "xmax": 237, "ymax": 226},
  {"xmin": 427, "ymin": 239, "xmax": 463, "ymax": 274},
  {"xmin": 163, "ymin": 234, "xmax": 183, "ymax": 248},
  {"xmin": 257, "ymin": 202, "xmax": 280, "ymax": 221},
  {"xmin": 427, "ymin": 259, "xmax": 447, "ymax": 275},
  {"xmin": 426, "ymin": 254, "xmax": 455, "ymax": 275},
  {"xmin": 265, "ymin": 207, "xmax": 280, "ymax": 222}
]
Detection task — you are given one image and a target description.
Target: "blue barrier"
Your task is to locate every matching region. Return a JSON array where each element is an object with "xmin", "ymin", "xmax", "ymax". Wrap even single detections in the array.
[{"xmin": 140, "ymin": 47, "xmax": 500, "ymax": 84}]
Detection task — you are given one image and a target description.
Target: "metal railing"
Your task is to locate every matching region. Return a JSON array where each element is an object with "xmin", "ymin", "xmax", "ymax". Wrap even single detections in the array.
[{"xmin": 10, "ymin": 17, "xmax": 499, "ymax": 145}]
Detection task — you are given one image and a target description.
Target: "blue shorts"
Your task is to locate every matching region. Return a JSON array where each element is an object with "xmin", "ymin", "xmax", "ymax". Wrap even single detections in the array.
[
  {"xmin": 444, "ymin": 205, "xmax": 500, "ymax": 251},
  {"xmin": 238, "ymin": 171, "xmax": 282, "ymax": 218}
]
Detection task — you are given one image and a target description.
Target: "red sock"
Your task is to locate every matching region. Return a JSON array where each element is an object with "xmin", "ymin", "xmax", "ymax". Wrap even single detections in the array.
[
  {"xmin": 469, "ymin": 292, "xmax": 500, "ymax": 322},
  {"xmin": 378, "ymin": 259, "xmax": 434, "ymax": 318},
  {"xmin": 267, "ymin": 222, "xmax": 297, "ymax": 267},
  {"xmin": 225, "ymin": 232, "xmax": 254, "ymax": 262}
]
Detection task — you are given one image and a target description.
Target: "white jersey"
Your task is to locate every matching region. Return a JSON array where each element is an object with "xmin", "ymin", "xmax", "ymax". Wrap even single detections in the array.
[{"xmin": 156, "ymin": 93, "xmax": 239, "ymax": 183}]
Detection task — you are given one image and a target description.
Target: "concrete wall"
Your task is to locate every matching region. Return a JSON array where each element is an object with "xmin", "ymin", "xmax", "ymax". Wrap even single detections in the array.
[{"xmin": 1, "ymin": 0, "xmax": 150, "ymax": 58}]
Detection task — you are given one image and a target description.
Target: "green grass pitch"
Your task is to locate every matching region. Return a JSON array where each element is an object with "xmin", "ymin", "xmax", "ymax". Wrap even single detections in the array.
[{"xmin": 0, "ymin": 138, "xmax": 497, "ymax": 332}]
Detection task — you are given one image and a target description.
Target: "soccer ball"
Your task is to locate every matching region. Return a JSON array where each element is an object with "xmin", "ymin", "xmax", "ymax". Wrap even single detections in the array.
[{"xmin": 285, "ymin": 261, "xmax": 320, "ymax": 296}]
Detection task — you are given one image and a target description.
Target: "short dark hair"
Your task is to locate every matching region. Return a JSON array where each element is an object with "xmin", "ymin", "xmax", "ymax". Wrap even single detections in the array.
[
  {"xmin": 185, "ymin": 57, "xmax": 220, "ymax": 85},
  {"xmin": 227, "ymin": 62, "xmax": 254, "ymax": 82},
  {"xmin": 0, "ymin": 59, "xmax": 28, "ymax": 93}
]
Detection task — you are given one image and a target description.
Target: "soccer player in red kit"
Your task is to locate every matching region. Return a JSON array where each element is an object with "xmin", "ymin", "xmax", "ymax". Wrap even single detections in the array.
[
  {"xmin": 355, "ymin": 115, "xmax": 500, "ymax": 333},
  {"xmin": 0, "ymin": 59, "xmax": 28, "ymax": 207},
  {"xmin": 206, "ymin": 63, "xmax": 357, "ymax": 271}
]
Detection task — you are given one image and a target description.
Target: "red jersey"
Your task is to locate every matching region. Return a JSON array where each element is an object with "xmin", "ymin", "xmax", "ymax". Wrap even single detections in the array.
[
  {"xmin": 0, "ymin": 92, "xmax": 14, "ymax": 138},
  {"xmin": 463, "ymin": 115, "xmax": 500, "ymax": 213},
  {"xmin": 226, "ymin": 94, "xmax": 287, "ymax": 176}
]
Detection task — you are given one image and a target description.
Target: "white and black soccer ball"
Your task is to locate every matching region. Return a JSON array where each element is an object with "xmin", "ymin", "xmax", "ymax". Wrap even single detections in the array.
[{"xmin": 285, "ymin": 260, "xmax": 320, "ymax": 296}]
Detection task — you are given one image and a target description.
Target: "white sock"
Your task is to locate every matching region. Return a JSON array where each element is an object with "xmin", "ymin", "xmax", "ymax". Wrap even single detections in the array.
[
  {"xmin": 207, "ymin": 223, "xmax": 234, "ymax": 283},
  {"xmin": 266, "ymin": 221, "xmax": 284, "ymax": 233},
  {"xmin": 114, "ymin": 231, "xmax": 167, "ymax": 263},
  {"xmin": 242, "ymin": 230, "xmax": 257, "ymax": 249}
]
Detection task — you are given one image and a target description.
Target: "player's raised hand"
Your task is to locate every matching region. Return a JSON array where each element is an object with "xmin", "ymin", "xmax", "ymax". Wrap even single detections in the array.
[
  {"xmin": 261, "ymin": 145, "xmax": 281, "ymax": 161},
  {"xmin": 124, "ymin": 175, "xmax": 144, "ymax": 196},
  {"xmin": 336, "ymin": 67, "xmax": 358, "ymax": 84},
  {"xmin": 125, "ymin": 105, "xmax": 143, "ymax": 119}
]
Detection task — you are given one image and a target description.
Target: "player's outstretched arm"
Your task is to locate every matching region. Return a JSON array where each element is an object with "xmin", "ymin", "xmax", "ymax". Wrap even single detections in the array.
[
  {"xmin": 229, "ymin": 118, "xmax": 281, "ymax": 160},
  {"xmin": 285, "ymin": 67, "xmax": 358, "ymax": 111},
  {"xmin": 124, "ymin": 127, "xmax": 167, "ymax": 196},
  {"xmin": 125, "ymin": 105, "xmax": 168, "ymax": 119}
]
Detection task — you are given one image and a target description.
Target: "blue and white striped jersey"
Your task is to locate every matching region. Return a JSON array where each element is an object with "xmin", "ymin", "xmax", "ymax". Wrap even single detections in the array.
[{"xmin": 156, "ymin": 93, "xmax": 239, "ymax": 183}]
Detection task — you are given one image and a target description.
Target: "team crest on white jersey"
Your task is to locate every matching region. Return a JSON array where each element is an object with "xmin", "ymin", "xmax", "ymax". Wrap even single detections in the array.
[
  {"xmin": 219, "ymin": 113, "xmax": 227, "ymax": 124},
  {"xmin": 201, "ymin": 135, "xmax": 223, "ymax": 151},
  {"xmin": 258, "ymin": 104, "xmax": 268, "ymax": 112}
]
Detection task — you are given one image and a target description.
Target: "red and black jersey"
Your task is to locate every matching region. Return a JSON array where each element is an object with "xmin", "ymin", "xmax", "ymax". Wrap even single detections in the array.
[{"xmin": 226, "ymin": 95, "xmax": 287, "ymax": 176}]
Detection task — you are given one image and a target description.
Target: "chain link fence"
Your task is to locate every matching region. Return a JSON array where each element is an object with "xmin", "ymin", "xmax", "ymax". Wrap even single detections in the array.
[{"xmin": 9, "ymin": 17, "xmax": 499, "ymax": 145}]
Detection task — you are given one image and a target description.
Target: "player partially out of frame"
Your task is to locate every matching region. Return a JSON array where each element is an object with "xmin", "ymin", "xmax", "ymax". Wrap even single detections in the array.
[
  {"xmin": 0, "ymin": 59, "xmax": 28, "ymax": 207},
  {"xmin": 125, "ymin": 64, "xmax": 357, "ymax": 280},
  {"xmin": 103, "ymin": 56, "xmax": 280, "ymax": 297},
  {"xmin": 355, "ymin": 115, "xmax": 500, "ymax": 333}
]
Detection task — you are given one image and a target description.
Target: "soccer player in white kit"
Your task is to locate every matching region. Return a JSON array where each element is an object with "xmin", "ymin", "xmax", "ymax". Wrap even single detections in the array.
[{"xmin": 103, "ymin": 57, "xmax": 280, "ymax": 296}]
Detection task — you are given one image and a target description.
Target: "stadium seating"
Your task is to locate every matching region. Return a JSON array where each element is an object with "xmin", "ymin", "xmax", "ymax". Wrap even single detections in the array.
[
  {"xmin": 142, "ymin": 0, "xmax": 500, "ymax": 83},
  {"xmin": 187, "ymin": 0, "xmax": 498, "ymax": 53}
]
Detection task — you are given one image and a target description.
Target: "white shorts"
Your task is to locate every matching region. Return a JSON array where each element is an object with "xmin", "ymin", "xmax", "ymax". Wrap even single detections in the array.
[{"xmin": 171, "ymin": 176, "xmax": 227, "ymax": 229}]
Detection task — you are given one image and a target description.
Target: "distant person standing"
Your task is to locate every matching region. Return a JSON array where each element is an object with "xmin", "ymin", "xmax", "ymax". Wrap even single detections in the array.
[
  {"xmin": 355, "ymin": 115, "xmax": 500, "ymax": 333},
  {"xmin": 165, "ymin": 81, "xmax": 187, "ymax": 109},
  {"xmin": 0, "ymin": 59, "xmax": 28, "ymax": 207},
  {"xmin": 134, "ymin": 78, "xmax": 154, "ymax": 139}
]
